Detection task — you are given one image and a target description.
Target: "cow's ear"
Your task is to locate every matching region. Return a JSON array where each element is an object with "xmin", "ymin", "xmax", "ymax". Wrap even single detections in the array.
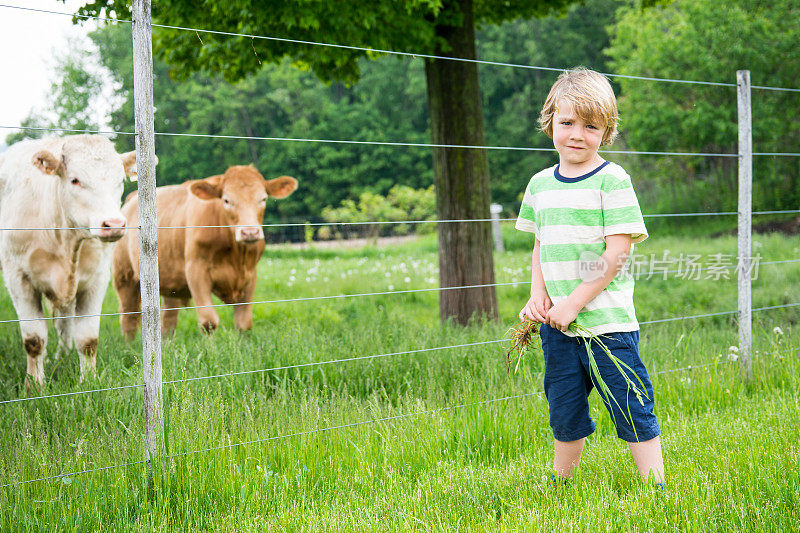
[
  {"xmin": 189, "ymin": 179, "xmax": 222, "ymax": 200},
  {"xmin": 120, "ymin": 151, "xmax": 158, "ymax": 182},
  {"xmin": 265, "ymin": 176, "xmax": 298, "ymax": 199},
  {"xmin": 120, "ymin": 151, "xmax": 138, "ymax": 181},
  {"xmin": 32, "ymin": 151, "xmax": 65, "ymax": 177}
]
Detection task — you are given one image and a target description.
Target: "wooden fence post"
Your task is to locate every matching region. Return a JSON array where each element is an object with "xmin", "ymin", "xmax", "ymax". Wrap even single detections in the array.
[
  {"xmin": 132, "ymin": 0, "xmax": 164, "ymax": 496},
  {"xmin": 737, "ymin": 70, "xmax": 753, "ymax": 380}
]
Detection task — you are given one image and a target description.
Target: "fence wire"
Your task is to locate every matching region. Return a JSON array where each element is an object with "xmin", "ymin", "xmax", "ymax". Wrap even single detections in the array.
[
  {"xmin": 0, "ymin": 124, "xmax": 132, "ymax": 136},
  {"xmin": 2, "ymin": 122, "xmax": 800, "ymax": 158},
  {"xmin": 0, "ymin": 259, "xmax": 798, "ymax": 326},
  {"xmin": 3, "ymin": 346, "xmax": 796, "ymax": 489},
  {"xmin": 0, "ymin": 340, "xmax": 502, "ymax": 407},
  {"xmin": 0, "ymin": 383, "xmax": 143, "ymax": 406},
  {"xmin": 1, "ymin": 0, "xmax": 800, "ymax": 493},
  {"xmin": 0, "ymin": 209, "xmax": 798, "ymax": 234},
  {"xmin": 6, "ymin": 300, "xmax": 797, "ymax": 408},
  {"xmin": 2, "ymin": 3, "xmax": 800, "ymax": 94},
  {"xmin": 163, "ymin": 340, "xmax": 503, "ymax": 386}
]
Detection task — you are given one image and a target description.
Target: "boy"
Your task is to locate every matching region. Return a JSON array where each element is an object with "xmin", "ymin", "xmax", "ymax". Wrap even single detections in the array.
[{"xmin": 516, "ymin": 68, "xmax": 665, "ymax": 485}]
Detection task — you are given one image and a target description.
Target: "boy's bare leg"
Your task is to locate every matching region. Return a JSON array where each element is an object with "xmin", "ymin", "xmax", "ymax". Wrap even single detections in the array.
[
  {"xmin": 554, "ymin": 437, "xmax": 585, "ymax": 478},
  {"xmin": 628, "ymin": 436, "xmax": 665, "ymax": 483}
]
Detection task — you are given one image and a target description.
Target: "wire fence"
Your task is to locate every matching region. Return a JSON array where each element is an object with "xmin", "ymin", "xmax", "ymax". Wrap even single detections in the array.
[
  {"xmin": 0, "ymin": 208, "xmax": 798, "ymax": 234},
  {"xmin": 2, "ymin": 345, "xmax": 797, "ymax": 489},
  {"xmin": 0, "ymin": 7, "xmax": 796, "ymax": 361},
  {"xmin": 0, "ymin": 257, "xmax": 799, "ymax": 326},
  {"xmin": 0, "ymin": 0, "xmax": 799, "ymax": 492},
  {"xmin": 3, "ymin": 299, "xmax": 799, "ymax": 408},
  {"xmin": 3, "ymin": 123, "xmax": 800, "ymax": 158},
  {"xmin": 2, "ymin": 2, "xmax": 800, "ymax": 94}
]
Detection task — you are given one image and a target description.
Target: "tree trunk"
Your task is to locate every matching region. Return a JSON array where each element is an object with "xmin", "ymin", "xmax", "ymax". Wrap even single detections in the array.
[{"xmin": 424, "ymin": 0, "xmax": 498, "ymax": 325}]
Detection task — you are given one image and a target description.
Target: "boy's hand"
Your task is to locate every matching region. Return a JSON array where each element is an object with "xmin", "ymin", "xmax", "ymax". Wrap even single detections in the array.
[
  {"xmin": 545, "ymin": 301, "xmax": 580, "ymax": 332},
  {"xmin": 519, "ymin": 288, "xmax": 552, "ymax": 323}
]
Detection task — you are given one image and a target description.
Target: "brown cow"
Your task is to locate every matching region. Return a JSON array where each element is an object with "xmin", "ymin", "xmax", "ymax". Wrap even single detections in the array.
[{"xmin": 112, "ymin": 165, "xmax": 297, "ymax": 338}]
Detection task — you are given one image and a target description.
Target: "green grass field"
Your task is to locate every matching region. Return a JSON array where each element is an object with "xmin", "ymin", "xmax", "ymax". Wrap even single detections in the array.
[{"xmin": 0, "ymin": 222, "xmax": 798, "ymax": 531}]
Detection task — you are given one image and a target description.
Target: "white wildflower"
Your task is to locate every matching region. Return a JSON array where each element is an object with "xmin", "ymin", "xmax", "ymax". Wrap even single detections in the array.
[
  {"xmin": 727, "ymin": 353, "xmax": 739, "ymax": 362},
  {"xmin": 728, "ymin": 345, "xmax": 739, "ymax": 353},
  {"xmin": 404, "ymin": 277, "xmax": 411, "ymax": 283},
  {"xmin": 773, "ymin": 326, "xmax": 784, "ymax": 336}
]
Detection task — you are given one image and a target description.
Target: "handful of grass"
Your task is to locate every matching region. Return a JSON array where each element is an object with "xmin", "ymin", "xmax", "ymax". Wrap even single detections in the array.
[
  {"xmin": 504, "ymin": 319, "xmax": 540, "ymax": 374},
  {"xmin": 505, "ymin": 319, "xmax": 650, "ymax": 441}
]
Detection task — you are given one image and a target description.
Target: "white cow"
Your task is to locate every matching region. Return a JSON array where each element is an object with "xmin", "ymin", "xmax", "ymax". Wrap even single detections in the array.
[{"xmin": 0, "ymin": 135, "xmax": 137, "ymax": 387}]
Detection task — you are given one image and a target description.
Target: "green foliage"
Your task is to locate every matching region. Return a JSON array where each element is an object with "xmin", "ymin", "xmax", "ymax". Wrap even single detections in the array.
[
  {"xmin": 87, "ymin": 24, "xmax": 433, "ymax": 223},
  {"xmin": 5, "ymin": 38, "xmax": 104, "ymax": 145},
  {"xmin": 4, "ymin": 116, "xmax": 49, "ymax": 146},
  {"xmin": 79, "ymin": 0, "xmax": 623, "ymax": 223},
  {"xmin": 56, "ymin": 0, "xmax": 800, "ymax": 225},
  {"xmin": 606, "ymin": 0, "xmax": 800, "ymax": 213},
  {"xmin": 0, "ymin": 231, "xmax": 798, "ymax": 528},
  {"xmin": 77, "ymin": 0, "xmax": 575, "ymax": 85},
  {"xmin": 321, "ymin": 185, "xmax": 436, "ymax": 239}
]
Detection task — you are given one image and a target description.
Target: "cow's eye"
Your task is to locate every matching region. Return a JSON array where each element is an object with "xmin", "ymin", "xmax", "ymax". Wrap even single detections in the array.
[
  {"xmin": 70, "ymin": 178, "xmax": 81, "ymax": 186},
  {"xmin": 223, "ymin": 198, "xmax": 231, "ymax": 205}
]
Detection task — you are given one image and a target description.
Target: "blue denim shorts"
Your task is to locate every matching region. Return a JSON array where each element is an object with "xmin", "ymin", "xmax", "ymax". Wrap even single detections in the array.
[{"xmin": 539, "ymin": 324, "xmax": 661, "ymax": 443}]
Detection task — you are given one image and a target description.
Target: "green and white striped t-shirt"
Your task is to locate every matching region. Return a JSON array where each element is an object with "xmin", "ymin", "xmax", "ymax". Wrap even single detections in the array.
[{"xmin": 515, "ymin": 161, "xmax": 648, "ymax": 337}]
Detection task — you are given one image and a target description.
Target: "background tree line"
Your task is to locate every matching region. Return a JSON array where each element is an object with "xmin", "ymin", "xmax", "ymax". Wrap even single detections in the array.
[{"xmin": 8, "ymin": 0, "xmax": 800, "ymax": 227}]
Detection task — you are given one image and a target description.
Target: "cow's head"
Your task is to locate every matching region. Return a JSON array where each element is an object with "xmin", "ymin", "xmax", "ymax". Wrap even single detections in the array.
[
  {"xmin": 189, "ymin": 165, "xmax": 297, "ymax": 244},
  {"xmin": 32, "ymin": 135, "xmax": 139, "ymax": 242}
]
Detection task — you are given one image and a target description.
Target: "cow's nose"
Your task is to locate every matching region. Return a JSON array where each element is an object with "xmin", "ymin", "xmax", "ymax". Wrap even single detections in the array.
[
  {"xmin": 237, "ymin": 226, "xmax": 263, "ymax": 242},
  {"xmin": 102, "ymin": 217, "xmax": 126, "ymax": 229},
  {"xmin": 99, "ymin": 217, "xmax": 127, "ymax": 241}
]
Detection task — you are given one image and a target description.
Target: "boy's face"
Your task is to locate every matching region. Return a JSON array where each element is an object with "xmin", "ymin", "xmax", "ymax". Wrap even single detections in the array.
[{"xmin": 552, "ymin": 100, "xmax": 606, "ymax": 174}]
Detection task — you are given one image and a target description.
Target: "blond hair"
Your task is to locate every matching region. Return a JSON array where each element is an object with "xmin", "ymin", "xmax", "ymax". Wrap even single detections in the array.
[{"xmin": 538, "ymin": 67, "xmax": 619, "ymax": 145}]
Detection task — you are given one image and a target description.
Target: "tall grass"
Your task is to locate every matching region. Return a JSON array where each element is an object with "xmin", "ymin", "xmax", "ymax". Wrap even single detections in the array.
[{"xmin": 0, "ymin": 226, "xmax": 797, "ymax": 531}]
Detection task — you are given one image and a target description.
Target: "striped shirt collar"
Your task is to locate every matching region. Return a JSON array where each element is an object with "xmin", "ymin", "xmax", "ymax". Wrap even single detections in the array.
[{"xmin": 555, "ymin": 160, "xmax": 610, "ymax": 183}]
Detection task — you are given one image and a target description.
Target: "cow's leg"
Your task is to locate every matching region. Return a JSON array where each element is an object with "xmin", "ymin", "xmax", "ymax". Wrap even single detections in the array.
[
  {"xmin": 162, "ymin": 296, "xmax": 189, "ymax": 335},
  {"xmin": 185, "ymin": 260, "xmax": 219, "ymax": 333},
  {"xmin": 3, "ymin": 266, "xmax": 49, "ymax": 389},
  {"xmin": 72, "ymin": 269, "xmax": 109, "ymax": 381},
  {"xmin": 114, "ymin": 276, "xmax": 141, "ymax": 341},
  {"xmin": 233, "ymin": 277, "xmax": 257, "ymax": 332},
  {"xmin": 112, "ymin": 241, "xmax": 141, "ymax": 341},
  {"xmin": 54, "ymin": 301, "xmax": 77, "ymax": 360}
]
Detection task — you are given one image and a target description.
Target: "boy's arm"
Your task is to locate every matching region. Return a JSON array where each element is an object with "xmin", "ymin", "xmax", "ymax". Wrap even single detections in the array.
[
  {"xmin": 545, "ymin": 234, "xmax": 632, "ymax": 331},
  {"xmin": 519, "ymin": 237, "xmax": 552, "ymax": 322}
]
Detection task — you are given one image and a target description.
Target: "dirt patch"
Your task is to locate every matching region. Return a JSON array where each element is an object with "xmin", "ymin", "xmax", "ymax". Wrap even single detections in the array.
[
  {"xmin": 713, "ymin": 214, "xmax": 800, "ymax": 237},
  {"xmin": 753, "ymin": 216, "xmax": 800, "ymax": 235},
  {"xmin": 268, "ymin": 235, "xmax": 421, "ymax": 250}
]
